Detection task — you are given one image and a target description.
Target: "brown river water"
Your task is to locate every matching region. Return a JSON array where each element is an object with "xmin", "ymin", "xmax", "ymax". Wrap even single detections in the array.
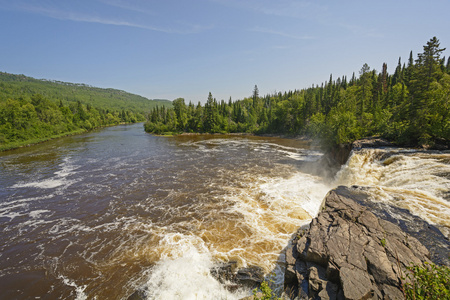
[{"xmin": 0, "ymin": 124, "xmax": 449, "ymax": 299}]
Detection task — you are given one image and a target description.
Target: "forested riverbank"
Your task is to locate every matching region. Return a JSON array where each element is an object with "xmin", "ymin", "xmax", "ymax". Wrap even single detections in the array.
[
  {"xmin": 0, "ymin": 94, "xmax": 145, "ymax": 151},
  {"xmin": 1, "ymin": 123, "xmax": 448, "ymax": 299},
  {"xmin": 145, "ymin": 37, "xmax": 450, "ymax": 150},
  {"xmin": 0, "ymin": 72, "xmax": 171, "ymax": 151}
]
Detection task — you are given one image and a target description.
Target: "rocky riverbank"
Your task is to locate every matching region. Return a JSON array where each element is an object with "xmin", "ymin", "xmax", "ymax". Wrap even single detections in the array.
[
  {"xmin": 284, "ymin": 186, "xmax": 441, "ymax": 300},
  {"xmin": 127, "ymin": 137, "xmax": 449, "ymax": 300}
]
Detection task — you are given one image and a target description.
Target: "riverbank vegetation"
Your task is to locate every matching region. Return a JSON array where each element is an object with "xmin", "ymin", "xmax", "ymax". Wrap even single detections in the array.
[
  {"xmin": 0, "ymin": 72, "xmax": 171, "ymax": 151},
  {"xmin": 145, "ymin": 37, "xmax": 449, "ymax": 149},
  {"xmin": 402, "ymin": 262, "xmax": 450, "ymax": 299},
  {"xmin": 0, "ymin": 72, "xmax": 171, "ymax": 113}
]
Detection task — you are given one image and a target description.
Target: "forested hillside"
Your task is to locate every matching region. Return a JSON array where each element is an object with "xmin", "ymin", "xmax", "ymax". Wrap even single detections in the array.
[
  {"xmin": 0, "ymin": 72, "xmax": 171, "ymax": 151},
  {"xmin": 0, "ymin": 72, "xmax": 171, "ymax": 113},
  {"xmin": 145, "ymin": 37, "xmax": 450, "ymax": 149}
]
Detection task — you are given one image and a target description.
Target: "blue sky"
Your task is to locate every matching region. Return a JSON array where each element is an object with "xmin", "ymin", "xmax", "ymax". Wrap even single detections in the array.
[{"xmin": 0, "ymin": 0, "xmax": 449, "ymax": 103}]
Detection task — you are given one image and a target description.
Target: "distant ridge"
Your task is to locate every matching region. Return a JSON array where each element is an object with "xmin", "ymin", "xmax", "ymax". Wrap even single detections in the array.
[
  {"xmin": 0, "ymin": 71, "xmax": 172, "ymax": 150},
  {"xmin": 0, "ymin": 71, "xmax": 172, "ymax": 113}
]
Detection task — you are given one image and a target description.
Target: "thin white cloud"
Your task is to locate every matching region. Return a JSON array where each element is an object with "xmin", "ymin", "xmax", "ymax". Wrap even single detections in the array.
[
  {"xmin": 208, "ymin": 0, "xmax": 328, "ymax": 19},
  {"xmin": 97, "ymin": 0, "xmax": 156, "ymax": 16},
  {"xmin": 250, "ymin": 27, "xmax": 315, "ymax": 40},
  {"xmin": 272, "ymin": 45, "xmax": 289, "ymax": 50},
  {"xmin": 258, "ymin": 1, "xmax": 328, "ymax": 19},
  {"xmin": 11, "ymin": 2, "xmax": 204, "ymax": 34},
  {"xmin": 27, "ymin": 6, "xmax": 172, "ymax": 32},
  {"xmin": 338, "ymin": 23, "xmax": 384, "ymax": 38}
]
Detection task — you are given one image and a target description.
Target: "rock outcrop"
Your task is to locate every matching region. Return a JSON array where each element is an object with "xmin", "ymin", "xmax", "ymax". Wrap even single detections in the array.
[
  {"xmin": 211, "ymin": 262, "xmax": 265, "ymax": 291},
  {"xmin": 285, "ymin": 186, "xmax": 431, "ymax": 300},
  {"xmin": 351, "ymin": 137, "xmax": 393, "ymax": 150},
  {"xmin": 319, "ymin": 138, "xmax": 393, "ymax": 177},
  {"xmin": 345, "ymin": 186, "xmax": 449, "ymax": 267}
]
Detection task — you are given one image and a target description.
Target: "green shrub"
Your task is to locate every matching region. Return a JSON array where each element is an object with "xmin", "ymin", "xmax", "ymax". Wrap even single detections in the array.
[
  {"xmin": 403, "ymin": 262, "xmax": 450, "ymax": 300},
  {"xmin": 252, "ymin": 279, "xmax": 282, "ymax": 300}
]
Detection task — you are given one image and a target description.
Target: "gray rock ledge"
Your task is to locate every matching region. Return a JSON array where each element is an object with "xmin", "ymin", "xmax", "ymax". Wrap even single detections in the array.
[{"xmin": 285, "ymin": 186, "xmax": 432, "ymax": 300}]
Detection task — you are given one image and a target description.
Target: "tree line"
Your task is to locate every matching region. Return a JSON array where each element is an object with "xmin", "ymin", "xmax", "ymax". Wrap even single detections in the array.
[
  {"xmin": 145, "ymin": 37, "xmax": 449, "ymax": 148},
  {"xmin": 0, "ymin": 93, "xmax": 145, "ymax": 151},
  {"xmin": 0, "ymin": 72, "xmax": 171, "ymax": 114},
  {"xmin": 0, "ymin": 71, "xmax": 175, "ymax": 151}
]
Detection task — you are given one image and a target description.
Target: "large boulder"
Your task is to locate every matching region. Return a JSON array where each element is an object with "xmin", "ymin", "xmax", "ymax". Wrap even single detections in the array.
[{"xmin": 285, "ymin": 186, "xmax": 433, "ymax": 300}]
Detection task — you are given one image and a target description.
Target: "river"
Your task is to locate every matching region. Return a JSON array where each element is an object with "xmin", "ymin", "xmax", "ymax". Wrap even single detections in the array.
[{"xmin": 0, "ymin": 124, "xmax": 449, "ymax": 299}]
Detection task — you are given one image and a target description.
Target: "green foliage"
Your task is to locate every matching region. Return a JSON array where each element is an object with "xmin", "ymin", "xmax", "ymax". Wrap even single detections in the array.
[
  {"xmin": 142, "ymin": 37, "xmax": 448, "ymax": 149},
  {"xmin": 252, "ymin": 278, "xmax": 282, "ymax": 300},
  {"xmin": 402, "ymin": 262, "xmax": 450, "ymax": 300},
  {"xmin": 0, "ymin": 72, "xmax": 171, "ymax": 150},
  {"xmin": 0, "ymin": 95, "xmax": 112, "ymax": 150},
  {"xmin": 0, "ymin": 72, "xmax": 171, "ymax": 114}
]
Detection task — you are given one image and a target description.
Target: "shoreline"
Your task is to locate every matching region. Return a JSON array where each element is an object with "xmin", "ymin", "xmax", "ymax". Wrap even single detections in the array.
[
  {"xmin": 153, "ymin": 131, "xmax": 314, "ymax": 142},
  {"xmin": 0, "ymin": 122, "xmax": 141, "ymax": 152},
  {"xmin": 0, "ymin": 129, "xmax": 87, "ymax": 152},
  {"xmin": 280, "ymin": 139, "xmax": 450, "ymax": 299}
]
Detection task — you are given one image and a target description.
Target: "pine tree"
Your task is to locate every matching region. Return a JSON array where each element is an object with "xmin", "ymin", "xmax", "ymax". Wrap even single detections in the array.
[
  {"xmin": 252, "ymin": 84, "xmax": 260, "ymax": 113},
  {"xmin": 342, "ymin": 75, "xmax": 348, "ymax": 89},
  {"xmin": 173, "ymin": 98, "xmax": 187, "ymax": 131},
  {"xmin": 392, "ymin": 57, "xmax": 403, "ymax": 85},
  {"xmin": 204, "ymin": 92, "xmax": 218, "ymax": 132},
  {"xmin": 408, "ymin": 51, "xmax": 414, "ymax": 67},
  {"xmin": 380, "ymin": 63, "xmax": 388, "ymax": 94},
  {"xmin": 446, "ymin": 56, "xmax": 450, "ymax": 74},
  {"xmin": 358, "ymin": 63, "xmax": 372, "ymax": 122},
  {"xmin": 440, "ymin": 56, "xmax": 446, "ymax": 73},
  {"xmin": 404, "ymin": 51, "xmax": 414, "ymax": 83},
  {"xmin": 350, "ymin": 72, "xmax": 356, "ymax": 86},
  {"xmin": 408, "ymin": 36, "xmax": 446, "ymax": 144},
  {"xmin": 415, "ymin": 36, "xmax": 446, "ymax": 88}
]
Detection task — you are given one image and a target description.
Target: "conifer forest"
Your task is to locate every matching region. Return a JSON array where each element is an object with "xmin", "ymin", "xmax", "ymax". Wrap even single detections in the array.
[{"xmin": 145, "ymin": 37, "xmax": 449, "ymax": 148}]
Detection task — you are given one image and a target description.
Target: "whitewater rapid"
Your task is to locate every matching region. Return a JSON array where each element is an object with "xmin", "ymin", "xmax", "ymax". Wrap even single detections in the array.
[
  {"xmin": 1, "ymin": 125, "xmax": 448, "ymax": 299},
  {"xmin": 335, "ymin": 148, "xmax": 450, "ymax": 228},
  {"xmin": 0, "ymin": 127, "xmax": 332, "ymax": 299}
]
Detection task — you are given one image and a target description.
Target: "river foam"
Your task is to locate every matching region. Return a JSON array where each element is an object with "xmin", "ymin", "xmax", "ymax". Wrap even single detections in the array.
[
  {"xmin": 335, "ymin": 149, "xmax": 450, "ymax": 227},
  {"xmin": 121, "ymin": 137, "xmax": 330, "ymax": 299},
  {"xmin": 11, "ymin": 156, "xmax": 77, "ymax": 190},
  {"xmin": 14, "ymin": 128, "xmax": 446, "ymax": 299},
  {"xmin": 141, "ymin": 233, "xmax": 248, "ymax": 300}
]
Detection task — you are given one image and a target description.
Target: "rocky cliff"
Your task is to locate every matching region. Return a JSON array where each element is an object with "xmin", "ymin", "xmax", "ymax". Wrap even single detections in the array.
[{"xmin": 284, "ymin": 186, "xmax": 433, "ymax": 300}]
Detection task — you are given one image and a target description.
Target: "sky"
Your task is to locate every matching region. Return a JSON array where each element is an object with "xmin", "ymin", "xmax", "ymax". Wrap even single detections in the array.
[{"xmin": 0, "ymin": 0, "xmax": 449, "ymax": 104}]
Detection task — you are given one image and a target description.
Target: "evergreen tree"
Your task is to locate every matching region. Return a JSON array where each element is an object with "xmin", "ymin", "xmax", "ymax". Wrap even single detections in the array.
[
  {"xmin": 141, "ymin": 37, "xmax": 448, "ymax": 149},
  {"xmin": 252, "ymin": 85, "xmax": 259, "ymax": 108},
  {"xmin": 404, "ymin": 51, "xmax": 414, "ymax": 83},
  {"xmin": 203, "ymin": 92, "xmax": 218, "ymax": 132},
  {"xmin": 380, "ymin": 63, "xmax": 388, "ymax": 94},
  {"xmin": 392, "ymin": 57, "xmax": 403, "ymax": 85},
  {"xmin": 357, "ymin": 63, "xmax": 372, "ymax": 123},
  {"xmin": 173, "ymin": 98, "xmax": 187, "ymax": 131},
  {"xmin": 342, "ymin": 75, "xmax": 348, "ymax": 89},
  {"xmin": 408, "ymin": 36, "xmax": 446, "ymax": 144},
  {"xmin": 416, "ymin": 37, "xmax": 446, "ymax": 87},
  {"xmin": 350, "ymin": 72, "xmax": 356, "ymax": 86}
]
